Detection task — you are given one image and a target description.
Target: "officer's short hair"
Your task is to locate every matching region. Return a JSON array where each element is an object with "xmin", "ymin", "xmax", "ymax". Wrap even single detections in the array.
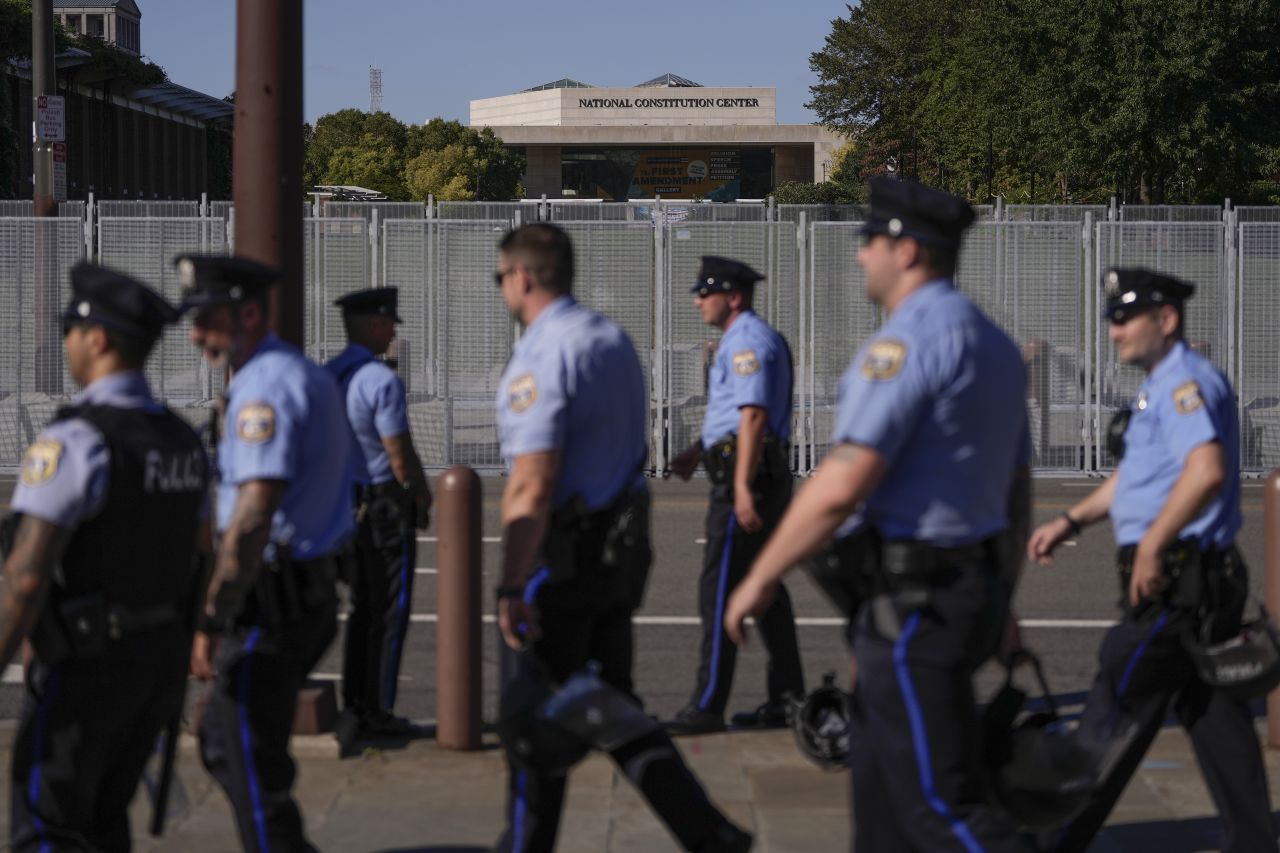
[
  {"xmin": 916, "ymin": 243, "xmax": 958, "ymax": 278},
  {"xmin": 501, "ymin": 223, "xmax": 574, "ymax": 295},
  {"xmin": 64, "ymin": 321, "xmax": 154, "ymax": 368}
]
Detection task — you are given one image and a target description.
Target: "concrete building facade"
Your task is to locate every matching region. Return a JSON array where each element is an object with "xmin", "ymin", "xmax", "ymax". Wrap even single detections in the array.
[
  {"xmin": 469, "ymin": 75, "xmax": 842, "ymax": 200},
  {"xmin": 55, "ymin": 0, "xmax": 141, "ymax": 56}
]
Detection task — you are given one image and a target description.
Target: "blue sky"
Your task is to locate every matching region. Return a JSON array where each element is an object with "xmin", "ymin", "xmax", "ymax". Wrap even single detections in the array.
[{"xmin": 140, "ymin": 0, "xmax": 850, "ymax": 126}]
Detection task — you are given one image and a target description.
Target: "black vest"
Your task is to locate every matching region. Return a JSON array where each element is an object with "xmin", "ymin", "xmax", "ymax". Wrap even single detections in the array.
[{"xmin": 52, "ymin": 403, "xmax": 208, "ymax": 612}]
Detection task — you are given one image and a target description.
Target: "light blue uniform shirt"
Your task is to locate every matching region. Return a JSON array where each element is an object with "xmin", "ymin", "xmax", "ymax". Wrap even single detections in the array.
[
  {"xmin": 832, "ymin": 280, "xmax": 1031, "ymax": 546},
  {"xmin": 497, "ymin": 296, "xmax": 647, "ymax": 511},
  {"xmin": 13, "ymin": 372, "xmax": 168, "ymax": 528},
  {"xmin": 1111, "ymin": 341, "xmax": 1241, "ymax": 548},
  {"xmin": 324, "ymin": 344, "xmax": 409, "ymax": 486},
  {"xmin": 700, "ymin": 310, "xmax": 793, "ymax": 447},
  {"xmin": 218, "ymin": 334, "xmax": 354, "ymax": 559}
]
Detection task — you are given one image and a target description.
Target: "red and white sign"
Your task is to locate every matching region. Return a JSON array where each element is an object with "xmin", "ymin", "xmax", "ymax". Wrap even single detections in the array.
[
  {"xmin": 36, "ymin": 95, "xmax": 65, "ymax": 142},
  {"xmin": 52, "ymin": 142, "xmax": 67, "ymax": 202}
]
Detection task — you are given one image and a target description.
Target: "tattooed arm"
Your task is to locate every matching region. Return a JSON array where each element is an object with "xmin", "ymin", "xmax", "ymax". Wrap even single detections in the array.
[
  {"xmin": 0, "ymin": 517, "xmax": 71, "ymax": 670},
  {"xmin": 203, "ymin": 479, "xmax": 284, "ymax": 626}
]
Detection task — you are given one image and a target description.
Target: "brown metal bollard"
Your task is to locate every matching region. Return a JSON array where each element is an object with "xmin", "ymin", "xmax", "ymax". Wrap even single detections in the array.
[
  {"xmin": 1267, "ymin": 469, "xmax": 1280, "ymax": 747},
  {"xmin": 436, "ymin": 465, "xmax": 483, "ymax": 750}
]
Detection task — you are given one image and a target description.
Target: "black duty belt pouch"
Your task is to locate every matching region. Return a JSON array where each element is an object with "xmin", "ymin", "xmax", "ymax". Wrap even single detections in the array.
[
  {"xmin": 364, "ymin": 483, "xmax": 411, "ymax": 549},
  {"xmin": 542, "ymin": 490, "xmax": 647, "ymax": 604},
  {"xmin": 805, "ymin": 527, "xmax": 880, "ymax": 620},
  {"xmin": 31, "ymin": 595, "xmax": 106, "ymax": 664},
  {"xmin": 704, "ymin": 436, "xmax": 790, "ymax": 492},
  {"xmin": 1117, "ymin": 539, "xmax": 1203, "ymax": 613}
]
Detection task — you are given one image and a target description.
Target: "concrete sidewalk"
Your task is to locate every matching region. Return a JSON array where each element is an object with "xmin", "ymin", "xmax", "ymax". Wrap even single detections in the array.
[{"xmin": 0, "ymin": 720, "xmax": 1276, "ymax": 852}]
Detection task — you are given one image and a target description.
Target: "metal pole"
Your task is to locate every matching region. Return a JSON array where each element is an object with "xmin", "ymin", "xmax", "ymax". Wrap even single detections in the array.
[
  {"xmin": 233, "ymin": 0, "xmax": 304, "ymax": 347},
  {"xmin": 436, "ymin": 465, "xmax": 482, "ymax": 750},
  {"xmin": 1267, "ymin": 469, "xmax": 1280, "ymax": 747},
  {"xmin": 32, "ymin": 0, "xmax": 55, "ymax": 218}
]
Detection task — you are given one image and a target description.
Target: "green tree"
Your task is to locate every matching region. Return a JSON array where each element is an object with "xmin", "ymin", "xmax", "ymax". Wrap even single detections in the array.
[
  {"xmin": 402, "ymin": 127, "xmax": 524, "ymax": 201},
  {"xmin": 323, "ymin": 133, "xmax": 408, "ymax": 199},
  {"xmin": 305, "ymin": 109, "xmax": 408, "ymax": 192}
]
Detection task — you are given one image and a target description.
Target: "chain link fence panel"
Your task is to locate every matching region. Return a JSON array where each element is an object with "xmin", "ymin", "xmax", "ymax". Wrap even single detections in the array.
[
  {"xmin": 1119, "ymin": 205, "xmax": 1223, "ymax": 222},
  {"xmin": 97, "ymin": 200, "xmax": 200, "ymax": 218},
  {"xmin": 660, "ymin": 222, "xmax": 799, "ymax": 467},
  {"xmin": 1093, "ymin": 222, "xmax": 1228, "ymax": 467},
  {"xmin": 0, "ymin": 219, "xmax": 84, "ymax": 464},
  {"xmin": 1238, "ymin": 223, "xmax": 1280, "ymax": 471},
  {"xmin": 304, "ymin": 218, "xmax": 371, "ymax": 364},
  {"xmin": 1004, "ymin": 204, "xmax": 1107, "ymax": 223},
  {"xmin": 98, "ymin": 216, "xmax": 230, "ymax": 442}
]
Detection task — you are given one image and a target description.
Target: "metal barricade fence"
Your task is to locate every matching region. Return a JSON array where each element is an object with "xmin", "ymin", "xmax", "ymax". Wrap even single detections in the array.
[
  {"xmin": 97, "ymin": 216, "xmax": 230, "ymax": 437},
  {"xmin": 658, "ymin": 221, "xmax": 799, "ymax": 470},
  {"xmin": 1119, "ymin": 204, "xmax": 1224, "ymax": 222},
  {"xmin": 1093, "ymin": 221, "xmax": 1230, "ymax": 468},
  {"xmin": 9, "ymin": 205, "xmax": 1280, "ymax": 475},
  {"xmin": 324, "ymin": 201, "xmax": 425, "ymax": 222},
  {"xmin": 305, "ymin": 218, "xmax": 371, "ymax": 363},
  {"xmin": 0, "ymin": 218, "xmax": 84, "ymax": 464},
  {"xmin": 1237, "ymin": 223, "xmax": 1280, "ymax": 470},
  {"xmin": 1004, "ymin": 204, "xmax": 1108, "ymax": 223},
  {"xmin": 97, "ymin": 200, "xmax": 201, "ymax": 218}
]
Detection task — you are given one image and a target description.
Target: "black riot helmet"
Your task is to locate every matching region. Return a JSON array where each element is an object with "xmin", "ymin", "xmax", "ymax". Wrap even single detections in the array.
[
  {"xmin": 1185, "ymin": 605, "xmax": 1280, "ymax": 701},
  {"xmin": 787, "ymin": 672, "xmax": 851, "ymax": 771},
  {"xmin": 984, "ymin": 651, "xmax": 1097, "ymax": 831}
]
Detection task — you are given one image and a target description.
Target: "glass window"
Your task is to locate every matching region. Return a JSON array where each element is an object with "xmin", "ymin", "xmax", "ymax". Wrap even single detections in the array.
[{"xmin": 86, "ymin": 14, "xmax": 104, "ymax": 38}]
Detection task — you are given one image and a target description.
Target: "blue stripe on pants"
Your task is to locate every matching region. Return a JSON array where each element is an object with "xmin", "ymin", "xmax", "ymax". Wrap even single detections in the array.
[
  {"xmin": 893, "ymin": 612, "xmax": 986, "ymax": 853},
  {"xmin": 512, "ymin": 770, "xmax": 528, "ymax": 852},
  {"xmin": 238, "ymin": 628, "xmax": 272, "ymax": 853},
  {"xmin": 699, "ymin": 514, "xmax": 737, "ymax": 710},
  {"xmin": 383, "ymin": 534, "xmax": 412, "ymax": 710},
  {"xmin": 27, "ymin": 667, "xmax": 60, "ymax": 853}
]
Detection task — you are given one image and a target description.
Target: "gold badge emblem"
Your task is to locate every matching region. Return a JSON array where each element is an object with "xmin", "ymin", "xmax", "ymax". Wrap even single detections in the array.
[
  {"xmin": 236, "ymin": 402, "xmax": 277, "ymax": 445},
  {"xmin": 20, "ymin": 438, "xmax": 63, "ymax": 486},
  {"xmin": 508, "ymin": 374, "xmax": 538, "ymax": 414},
  {"xmin": 1173, "ymin": 381, "xmax": 1204, "ymax": 414},
  {"xmin": 732, "ymin": 350, "xmax": 761, "ymax": 376},
  {"xmin": 860, "ymin": 339, "xmax": 908, "ymax": 381}
]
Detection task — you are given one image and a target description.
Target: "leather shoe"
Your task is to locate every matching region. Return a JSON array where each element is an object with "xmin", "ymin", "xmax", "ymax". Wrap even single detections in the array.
[
  {"xmin": 664, "ymin": 705, "xmax": 726, "ymax": 736},
  {"xmin": 729, "ymin": 700, "xmax": 789, "ymax": 729}
]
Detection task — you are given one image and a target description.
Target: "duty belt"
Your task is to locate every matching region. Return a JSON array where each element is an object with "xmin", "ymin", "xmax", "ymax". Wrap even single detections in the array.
[
  {"xmin": 880, "ymin": 538, "xmax": 994, "ymax": 580},
  {"xmin": 241, "ymin": 552, "xmax": 338, "ymax": 629},
  {"xmin": 704, "ymin": 435, "xmax": 790, "ymax": 487}
]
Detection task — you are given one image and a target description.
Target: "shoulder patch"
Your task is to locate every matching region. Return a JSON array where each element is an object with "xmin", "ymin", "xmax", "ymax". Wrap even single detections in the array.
[
  {"xmin": 236, "ymin": 402, "xmax": 277, "ymax": 445},
  {"xmin": 508, "ymin": 373, "xmax": 538, "ymax": 414},
  {"xmin": 1173, "ymin": 380, "xmax": 1204, "ymax": 415},
  {"xmin": 732, "ymin": 349, "xmax": 761, "ymax": 376},
  {"xmin": 860, "ymin": 339, "xmax": 908, "ymax": 381},
  {"xmin": 21, "ymin": 438, "xmax": 63, "ymax": 486}
]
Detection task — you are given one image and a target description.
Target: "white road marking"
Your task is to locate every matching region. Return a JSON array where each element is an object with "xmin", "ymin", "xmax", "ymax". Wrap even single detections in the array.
[
  {"xmin": 417, "ymin": 536, "xmax": 501, "ymax": 543},
  {"xmin": 331, "ymin": 614, "xmax": 1116, "ymax": 629},
  {"xmin": 694, "ymin": 538, "xmax": 707, "ymax": 544},
  {"xmin": 3, "ymin": 664, "xmax": 21, "ymax": 684},
  {"xmin": 415, "ymin": 568, "xmax": 436, "ymax": 575}
]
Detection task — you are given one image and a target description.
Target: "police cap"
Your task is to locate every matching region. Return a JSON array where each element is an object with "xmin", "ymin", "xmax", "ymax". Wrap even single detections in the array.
[
  {"xmin": 859, "ymin": 177, "xmax": 975, "ymax": 250},
  {"xmin": 174, "ymin": 254, "xmax": 281, "ymax": 313},
  {"xmin": 334, "ymin": 287, "xmax": 402, "ymax": 323},
  {"xmin": 691, "ymin": 256, "xmax": 765, "ymax": 297},
  {"xmin": 62, "ymin": 262, "xmax": 179, "ymax": 344},
  {"xmin": 1102, "ymin": 267, "xmax": 1195, "ymax": 323}
]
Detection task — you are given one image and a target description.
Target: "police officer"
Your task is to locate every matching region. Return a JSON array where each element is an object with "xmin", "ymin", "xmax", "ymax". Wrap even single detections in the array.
[
  {"xmin": 1027, "ymin": 269, "xmax": 1276, "ymax": 852},
  {"xmin": 492, "ymin": 223, "xmax": 751, "ymax": 853},
  {"xmin": 725, "ymin": 177, "xmax": 1033, "ymax": 851},
  {"xmin": 325, "ymin": 288, "xmax": 432, "ymax": 738},
  {"xmin": 180, "ymin": 255, "xmax": 354, "ymax": 853},
  {"xmin": 667, "ymin": 256, "xmax": 804, "ymax": 735},
  {"xmin": 3, "ymin": 263, "xmax": 207, "ymax": 852}
]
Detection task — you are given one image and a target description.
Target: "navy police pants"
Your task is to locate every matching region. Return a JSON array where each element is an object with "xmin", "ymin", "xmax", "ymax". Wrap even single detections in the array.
[
  {"xmin": 1051, "ymin": 595, "xmax": 1276, "ymax": 853},
  {"xmin": 495, "ymin": 566, "xmax": 731, "ymax": 853},
  {"xmin": 342, "ymin": 485, "xmax": 415, "ymax": 718},
  {"xmin": 10, "ymin": 629, "xmax": 188, "ymax": 853},
  {"xmin": 848, "ymin": 561, "xmax": 1028, "ymax": 852},
  {"xmin": 199, "ymin": 593, "xmax": 337, "ymax": 853},
  {"xmin": 692, "ymin": 477, "xmax": 803, "ymax": 715}
]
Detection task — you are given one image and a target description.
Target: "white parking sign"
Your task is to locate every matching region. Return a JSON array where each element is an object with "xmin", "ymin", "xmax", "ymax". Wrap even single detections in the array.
[{"xmin": 36, "ymin": 95, "xmax": 65, "ymax": 142}]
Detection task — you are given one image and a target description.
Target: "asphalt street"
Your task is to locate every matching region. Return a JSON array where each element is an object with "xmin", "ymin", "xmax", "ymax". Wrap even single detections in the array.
[{"xmin": 0, "ymin": 475, "xmax": 1273, "ymax": 725}]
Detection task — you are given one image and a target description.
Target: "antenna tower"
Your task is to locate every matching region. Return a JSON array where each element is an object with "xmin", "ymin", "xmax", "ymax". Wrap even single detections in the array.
[{"xmin": 369, "ymin": 66, "xmax": 383, "ymax": 113}]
